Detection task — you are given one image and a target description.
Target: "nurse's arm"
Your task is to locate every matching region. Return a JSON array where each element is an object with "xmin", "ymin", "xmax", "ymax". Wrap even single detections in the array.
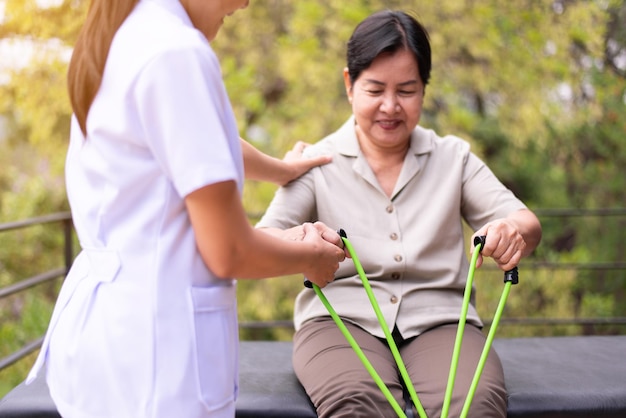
[
  {"xmin": 261, "ymin": 224, "xmax": 349, "ymax": 258},
  {"xmin": 185, "ymin": 180, "xmax": 344, "ymax": 287},
  {"xmin": 240, "ymin": 138, "xmax": 331, "ymax": 186}
]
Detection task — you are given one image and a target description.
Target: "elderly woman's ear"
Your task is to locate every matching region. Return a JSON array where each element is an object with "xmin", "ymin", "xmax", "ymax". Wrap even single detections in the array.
[{"xmin": 343, "ymin": 67, "xmax": 353, "ymax": 103}]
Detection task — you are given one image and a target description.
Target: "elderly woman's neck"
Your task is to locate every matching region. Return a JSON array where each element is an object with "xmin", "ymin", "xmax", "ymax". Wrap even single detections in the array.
[{"xmin": 356, "ymin": 130, "xmax": 410, "ymax": 198}]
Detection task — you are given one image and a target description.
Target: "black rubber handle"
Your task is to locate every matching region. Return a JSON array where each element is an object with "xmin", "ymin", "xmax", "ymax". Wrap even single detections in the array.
[
  {"xmin": 504, "ymin": 267, "xmax": 519, "ymax": 284},
  {"xmin": 473, "ymin": 235, "xmax": 487, "ymax": 252}
]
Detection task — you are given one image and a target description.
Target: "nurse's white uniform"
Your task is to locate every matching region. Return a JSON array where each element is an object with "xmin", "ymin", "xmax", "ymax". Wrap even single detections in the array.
[{"xmin": 27, "ymin": 1, "xmax": 243, "ymax": 417}]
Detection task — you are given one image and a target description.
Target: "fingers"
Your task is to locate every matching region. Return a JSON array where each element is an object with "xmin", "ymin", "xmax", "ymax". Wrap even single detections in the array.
[
  {"xmin": 303, "ymin": 223, "xmax": 345, "ymax": 256},
  {"xmin": 313, "ymin": 222, "xmax": 352, "ymax": 258},
  {"xmin": 302, "ymin": 154, "xmax": 333, "ymax": 170},
  {"xmin": 302, "ymin": 223, "xmax": 345, "ymax": 288},
  {"xmin": 282, "ymin": 225, "xmax": 305, "ymax": 242},
  {"xmin": 280, "ymin": 142, "xmax": 332, "ymax": 185},
  {"xmin": 473, "ymin": 220, "xmax": 526, "ymax": 271},
  {"xmin": 283, "ymin": 141, "xmax": 309, "ymax": 161},
  {"xmin": 309, "ymin": 275, "xmax": 336, "ymax": 289},
  {"xmin": 313, "ymin": 222, "xmax": 343, "ymax": 247},
  {"xmin": 293, "ymin": 141, "xmax": 307, "ymax": 153},
  {"xmin": 284, "ymin": 141, "xmax": 332, "ymax": 165}
]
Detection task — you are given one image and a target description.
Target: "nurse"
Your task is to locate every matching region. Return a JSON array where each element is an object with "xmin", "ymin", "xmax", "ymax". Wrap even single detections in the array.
[{"xmin": 26, "ymin": 1, "xmax": 346, "ymax": 417}]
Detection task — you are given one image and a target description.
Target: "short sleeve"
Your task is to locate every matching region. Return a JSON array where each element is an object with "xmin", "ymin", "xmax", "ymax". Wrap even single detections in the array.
[
  {"xmin": 256, "ymin": 169, "xmax": 318, "ymax": 229},
  {"xmin": 133, "ymin": 45, "xmax": 242, "ymax": 198},
  {"xmin": 461, "ymin": 151, "xmax": 528, "ymax": 230}
]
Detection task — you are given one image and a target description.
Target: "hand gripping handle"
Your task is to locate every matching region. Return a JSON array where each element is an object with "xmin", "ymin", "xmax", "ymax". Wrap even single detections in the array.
[
  {"xmin": 473, "ymin": 235, "xmax": 519, "ymax": 284},
  {"xmin": 304, "ymin": 229, "xmax": 347, "ymax": 288}
]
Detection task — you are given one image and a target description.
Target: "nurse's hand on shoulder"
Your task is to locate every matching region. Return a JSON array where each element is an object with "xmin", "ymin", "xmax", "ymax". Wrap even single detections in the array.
[
  {"xmin": 279, "ymin": 141, "xmax": 332, "ymax": 186},
  {"xmin": 240, "ymin": 138, "xmax": 330, "ymax": 186},
  {"xmin": 301, "ymin": 223, "xmax": 345, "ymax": 288}
]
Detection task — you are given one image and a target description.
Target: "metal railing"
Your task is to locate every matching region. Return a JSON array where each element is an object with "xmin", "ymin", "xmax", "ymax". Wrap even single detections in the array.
[
  {"xmin": 0, "ymin": 212, "xmax": 73, "ymax": 371},
  {"xmin": 1, "ymin": 209, "xmax": 625, "ymax": 372}
]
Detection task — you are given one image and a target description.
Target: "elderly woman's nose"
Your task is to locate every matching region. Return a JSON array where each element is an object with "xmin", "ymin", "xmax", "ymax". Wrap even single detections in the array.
[{"xmin": 380, "ymin": 93, "xmax": 400, "ymax": 113}]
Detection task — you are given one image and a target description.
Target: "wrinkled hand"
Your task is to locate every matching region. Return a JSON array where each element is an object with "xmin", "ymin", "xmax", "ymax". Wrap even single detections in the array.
[
  {"xmin": 279, "ymin": 141, "xmax": 332, "ymax": 186},
  {"xmin": 282, "ymin": 222, "xmax": 350, "ymax": 258},
  {"xmin": 301, "ymin": 223, "xmax": 345, "ymax": 288},
  {"xmin": 471, "ymin": 219, "xmax": 527, "ymax": 271},
  {"xmin": 281, "ymin": 225, "xmax": 306, "ymax": 242},
  {"xmin": 313, "ymin": 222, "xmax": 351, "ymax": 258}
]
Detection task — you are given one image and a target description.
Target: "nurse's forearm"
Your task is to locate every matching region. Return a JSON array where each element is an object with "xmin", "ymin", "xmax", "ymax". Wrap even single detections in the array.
[
  {"xmin": 240, "ymin": 138, "xmax": 289, "ymax": 184},
  {"xmin": 185, "ymin": 181, "xmax": 344, "ymax": 286},
  {"xmin": 240, "ymin": 138, "xmax": 331, "ymax": 186}
]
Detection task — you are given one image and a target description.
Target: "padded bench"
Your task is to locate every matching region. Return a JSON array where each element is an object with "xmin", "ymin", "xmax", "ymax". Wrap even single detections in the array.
[{"xmin": 1, "ymin": 336, "xmax": 625, "ymax": 417}]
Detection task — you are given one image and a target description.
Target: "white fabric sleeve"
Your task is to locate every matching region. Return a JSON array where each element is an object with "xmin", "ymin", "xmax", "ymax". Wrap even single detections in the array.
[{"xmin": 133, "ymin": 45, "xmax": 241, "ymax": 198}]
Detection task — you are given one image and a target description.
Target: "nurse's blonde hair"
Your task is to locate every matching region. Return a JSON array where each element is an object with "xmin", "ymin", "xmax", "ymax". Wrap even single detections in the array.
[{"xmin": 67, "ymin": 0, "xmax": 139, "ymax": 137}]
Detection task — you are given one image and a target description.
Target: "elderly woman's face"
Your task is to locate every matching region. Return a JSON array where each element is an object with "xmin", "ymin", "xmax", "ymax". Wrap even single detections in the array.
[{"xmin": 344, "ymin": 49, "xmax": 424, "ymax": 152}]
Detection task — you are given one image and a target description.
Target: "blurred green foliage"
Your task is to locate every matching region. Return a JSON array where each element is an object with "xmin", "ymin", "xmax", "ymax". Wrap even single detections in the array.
[{"xmin": 1, "ymin": 0, "xmax": 625, "ymax": 398}]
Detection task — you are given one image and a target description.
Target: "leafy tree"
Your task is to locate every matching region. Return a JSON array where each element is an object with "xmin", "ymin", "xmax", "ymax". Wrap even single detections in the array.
[
  {"xmin": 0, "ymin": 0, "xmax": 625, "ymax": 396},
  {"xmin": 214, "ymin": 0, "xmax": 624, "ymax": 338},
  {"xmin": 0, "ymin": 0, "xmax": 84, "ymax": 397}
]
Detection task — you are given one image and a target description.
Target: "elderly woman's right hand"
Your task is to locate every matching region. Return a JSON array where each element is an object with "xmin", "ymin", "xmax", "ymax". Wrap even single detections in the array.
[
  {"xmin": 301, "ymin": 223, "xmax": 345, "ymax": 288},
  {"xmin": 313, "ymin": 222, "xmax": 351, "ymax": 258}
]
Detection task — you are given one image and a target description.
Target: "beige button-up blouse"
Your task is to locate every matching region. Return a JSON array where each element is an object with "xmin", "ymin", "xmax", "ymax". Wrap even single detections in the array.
[{"xmin": 257, "ymin": 117, "xmax": 527, "ymax": 339}]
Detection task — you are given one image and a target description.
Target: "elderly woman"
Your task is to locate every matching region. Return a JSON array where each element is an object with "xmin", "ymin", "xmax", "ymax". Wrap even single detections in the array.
[{"xmin": 258, "ymin": 9, "xmax": 541, "ymax": 418}]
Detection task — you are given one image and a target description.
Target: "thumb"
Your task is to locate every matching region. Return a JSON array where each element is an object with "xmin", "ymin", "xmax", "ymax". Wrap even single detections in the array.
[
  {"xmin": 303, "ymin": 154, "xmax": 332, "ymax": 169},
  {"xmin": 301, "ymin": 222, "xmax": 321, "ymax": 240}
]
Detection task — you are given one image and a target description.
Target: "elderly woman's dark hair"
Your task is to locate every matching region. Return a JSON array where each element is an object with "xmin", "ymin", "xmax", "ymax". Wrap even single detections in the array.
[{"xmin": 346, "ymin": 10, "xmax": 431, "ymax": 87}]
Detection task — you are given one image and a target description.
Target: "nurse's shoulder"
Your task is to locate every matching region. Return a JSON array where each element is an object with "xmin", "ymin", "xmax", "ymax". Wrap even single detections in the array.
[{"xmin": 110, "ymin": 0, "xmax": 218, "ymax": 81}]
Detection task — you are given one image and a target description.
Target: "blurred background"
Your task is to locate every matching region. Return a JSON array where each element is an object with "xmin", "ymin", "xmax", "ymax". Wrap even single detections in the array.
[{"xmin": 1, "ymin": 0, "xmax": 624, "ymax": 398}]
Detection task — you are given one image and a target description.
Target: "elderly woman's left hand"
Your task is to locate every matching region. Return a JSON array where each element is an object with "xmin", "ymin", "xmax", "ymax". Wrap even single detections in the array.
[
  {"xmin": 471, "ymin": 219, "xmax": 527, "ymax": 272},
  {"xmin": 472, "ymin": 209, "xmax": 541, "ymax": 271}
]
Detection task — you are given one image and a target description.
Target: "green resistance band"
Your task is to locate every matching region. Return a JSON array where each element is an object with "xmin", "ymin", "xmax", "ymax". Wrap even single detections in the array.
[
  {"xmin": 307, "ymin": 229, "xmax": 426, "ymax": 418},
  {"xmin": 440, "ymin": 237, "xmax": 483, "ymax": 417},
  {"xmin": 306, "ymin": 231, "xmax": 518, "ymax": 418},
  {"xmin": 441, "ymin": 235, "xmax": 519, "ymax": 418}
]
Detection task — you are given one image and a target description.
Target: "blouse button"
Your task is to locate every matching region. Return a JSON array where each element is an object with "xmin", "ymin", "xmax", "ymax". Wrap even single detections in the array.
[
  {"xmin": 386, "ymin": 205, "xmax": 394, "ymax": 213},
  {"xmin": 394, "ymin": 254, "xmax": 403, "ymax": 262},
  {"xmin": 390, "ymin": 233, "xmax": 398, "ymax": 241},
  {"xmin": 391, "ymin": 272, "xmax": 400, "ymax": 280},
  {"xmin": 390, "ymin": 296, "xmax": 399, "ymax": 304}
]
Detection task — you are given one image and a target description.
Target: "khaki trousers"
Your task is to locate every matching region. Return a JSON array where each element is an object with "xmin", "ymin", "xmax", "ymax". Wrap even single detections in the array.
[{"xmin": 293, "ymin": 318, "xmax": 506, "ymax": 418}]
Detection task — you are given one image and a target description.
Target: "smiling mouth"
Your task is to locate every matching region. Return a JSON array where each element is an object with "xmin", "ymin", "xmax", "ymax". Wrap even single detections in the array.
[{"xmin": 378, "ymin": 120, "xmax": 401, "ymax": 129}]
